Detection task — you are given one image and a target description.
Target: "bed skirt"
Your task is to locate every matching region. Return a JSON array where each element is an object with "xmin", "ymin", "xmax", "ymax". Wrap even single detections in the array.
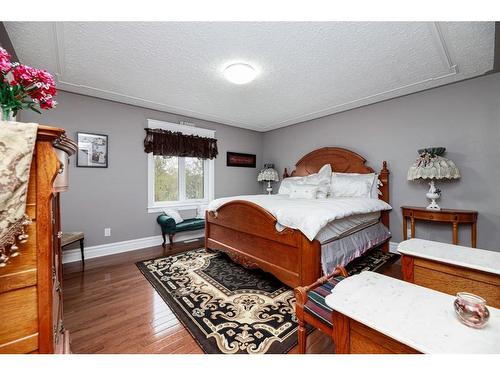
[{"xmin": 320, "ymin": 222, "xmax": 391, "ymax": 275}]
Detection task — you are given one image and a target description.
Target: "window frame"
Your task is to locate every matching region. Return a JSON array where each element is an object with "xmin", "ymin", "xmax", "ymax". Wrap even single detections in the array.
[{"xmin": 147, "ymin": 119, "xmax": 215, "ymax": 213}]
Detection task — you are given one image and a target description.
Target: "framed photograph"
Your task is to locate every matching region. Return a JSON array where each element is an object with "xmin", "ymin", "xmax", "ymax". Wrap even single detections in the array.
[
  {"xmin": 76, "ymin": 132, "xmax": 108, "ymax": 168},
  {"xmin": 226, "ymin": 152, "xmax": 256, "ymax": 168}
]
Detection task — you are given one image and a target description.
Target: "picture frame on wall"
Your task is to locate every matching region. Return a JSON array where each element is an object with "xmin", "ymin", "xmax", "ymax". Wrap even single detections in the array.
[
  {"xmin": 226, "ymin": 152, "xmax": 256, "ymax": 168},
  {"xmin": 76, "ymin": 132, "xmax": 109, "ymax": 168}
]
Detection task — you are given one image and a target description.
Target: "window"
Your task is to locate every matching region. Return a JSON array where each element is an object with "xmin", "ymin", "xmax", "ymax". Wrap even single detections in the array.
[{"xmin": 147, "ymin": 120, "xmax": 215, "ymax": 212}]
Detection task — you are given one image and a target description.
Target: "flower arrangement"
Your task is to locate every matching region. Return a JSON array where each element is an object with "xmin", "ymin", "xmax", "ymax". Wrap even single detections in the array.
[{"xmin": 0, "ymin": 47, "xmax": 57, "ymax": 121}]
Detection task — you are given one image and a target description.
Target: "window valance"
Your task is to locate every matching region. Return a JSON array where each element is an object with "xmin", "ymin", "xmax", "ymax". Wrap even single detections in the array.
[{"xmin": 144, "ymin": 128, "xmax": 218, "ymax": 160}]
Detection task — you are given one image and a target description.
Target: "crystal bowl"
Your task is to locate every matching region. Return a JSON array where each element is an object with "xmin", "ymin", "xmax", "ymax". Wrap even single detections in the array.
[{"xmin": 453, "ymin": 292, "xmax": 490, "ymax": 329}]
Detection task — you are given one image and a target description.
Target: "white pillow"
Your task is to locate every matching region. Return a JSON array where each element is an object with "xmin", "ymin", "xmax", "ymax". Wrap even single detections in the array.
[
  {"xmin": 163, "ymin": 208, "xmax": 184, "ymax": 224},
  {"xmin": 279, "ymin": 164, "xmax": 332, "ymax": 198},
  {"xmin": 330, "ymin": 173, "xmax": 375, "ymax": 198},
  {"xmin": 278, "ymin": 177, "xmax": 303, "ymax": 195},
  {"xmin": 196, "ymin": 205, "xmax": 208, "ymax": 219},
  {"xmin": 303, "ymin": 164, "xmax": 332, "ymax": 184},
  {"xmin": 288, "ymin": 184, "xmax": 319, "ymax": 199},
  {"xmin": 331, "ymin": 172, "xmax": 381, "ymax": 198}
]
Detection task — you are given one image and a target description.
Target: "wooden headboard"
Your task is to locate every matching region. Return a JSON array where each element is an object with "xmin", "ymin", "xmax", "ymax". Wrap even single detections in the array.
[{"xmin": 283, "ymin": 147, "xmax": 390, "ymax": 229}]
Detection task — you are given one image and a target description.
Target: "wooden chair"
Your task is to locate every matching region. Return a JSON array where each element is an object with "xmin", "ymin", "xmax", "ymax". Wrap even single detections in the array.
[
  {"xmin": 61, "ymin": 232, "xmax": 85, "ymax": 264},
  {"xmin": 294, "ymin": 265, "xmax": 348, "ymax": 354}
]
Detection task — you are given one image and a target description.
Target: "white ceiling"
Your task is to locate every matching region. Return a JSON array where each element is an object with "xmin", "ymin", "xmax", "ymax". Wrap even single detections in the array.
[{"xmin": 5, "ymin": 22, "xmax": 495, "ymax": 132}]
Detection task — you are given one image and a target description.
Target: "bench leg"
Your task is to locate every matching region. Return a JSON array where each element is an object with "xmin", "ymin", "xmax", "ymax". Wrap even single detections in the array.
[
  {"xmin": 168, "ymin": 233, "xmax": 174, "ymax": 249},
  {"xmin": 79, "ymin": 238, "xmax": 85, "ymax": 264},
  {"xmin": 298, "ymin": 321, "xmax": 307, "ymax": 354},
  {"xmin": 162, "ymin": 233, "xmax": 167, "ymax": 248}
]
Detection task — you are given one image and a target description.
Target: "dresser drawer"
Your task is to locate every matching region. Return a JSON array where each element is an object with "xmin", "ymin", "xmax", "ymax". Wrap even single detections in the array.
[{"xmin": 0, "ymin": 286, "xmax": 38, "ymax": 353}]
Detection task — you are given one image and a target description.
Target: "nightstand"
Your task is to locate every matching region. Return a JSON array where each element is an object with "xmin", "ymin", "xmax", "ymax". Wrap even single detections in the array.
[{"xmin": 401, "ymin": 206, "xmax": 478, "ymax": 248}]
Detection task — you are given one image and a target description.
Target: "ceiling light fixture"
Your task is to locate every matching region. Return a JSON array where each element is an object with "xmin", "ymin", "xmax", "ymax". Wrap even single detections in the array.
[{"xmin": 223, "ymin": 63, "xmax": 257, "ymax": 85}]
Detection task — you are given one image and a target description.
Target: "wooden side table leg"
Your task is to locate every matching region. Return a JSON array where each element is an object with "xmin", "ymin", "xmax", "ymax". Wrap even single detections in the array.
[
  {"xmin": 471, "ymin": 222, "xmax": 477, "ymax": 248},
  {"xmin": 403, "ymin": 217, "xmax": 408, "ymax": 240},
  {"xmin": 410, "ymin": 217, "xmax": 415, "ymax": 239},
  {"xmin": 452, "ymin": 222, "xmax": 458, "ymax": 245}
]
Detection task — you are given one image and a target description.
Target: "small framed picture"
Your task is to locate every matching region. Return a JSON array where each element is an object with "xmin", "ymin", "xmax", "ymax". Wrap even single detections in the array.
[
  {"xmin": 226, "ymin": 152, "xmax": 256, "ymax": 168},
  {"xmin": 76, "ymin": 132, "xmax": 108, "ymax": 168}
]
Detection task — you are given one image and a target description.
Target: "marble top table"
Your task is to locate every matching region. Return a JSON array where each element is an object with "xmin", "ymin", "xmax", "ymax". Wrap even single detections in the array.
[
  {"xmin": 398, "ymin": 239, "xmax": 500, "ymax": 275},
  {"xmin": 325, "ymin": 271, "xmax": 500, "ymax": 353}
]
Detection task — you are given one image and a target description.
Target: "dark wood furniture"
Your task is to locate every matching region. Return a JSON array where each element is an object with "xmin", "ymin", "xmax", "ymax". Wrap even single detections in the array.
[
  {"xmin": 294, "ymin": 266, "xmax": 348, "ymax": 354},
  {"xmin": 61, "ymin": 232, "xmax": 85, "ymax": 264},
  {"xmin": 206, "ymin": 147, "xmax": 390, "ymax": 288},
  {"xmin": 401, "ymin": 206, "xmax": 478, "ymax": 248},
  {"xmin": 400, "ymin": 240, "xmax": 500, "ymax": 308},
  {"xmin": 0, "ymin": 125, "xmax": 76, "ymax": 354}
]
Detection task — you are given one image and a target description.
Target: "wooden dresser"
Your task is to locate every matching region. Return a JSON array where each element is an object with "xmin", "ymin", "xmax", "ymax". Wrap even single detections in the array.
[
  {"xmin": 399, "ymin": 239, "xmax": 500, "ymax": 308},
  {"xmin": 0, "ymin": 125, "xmax": 77, "ymax": 354}
]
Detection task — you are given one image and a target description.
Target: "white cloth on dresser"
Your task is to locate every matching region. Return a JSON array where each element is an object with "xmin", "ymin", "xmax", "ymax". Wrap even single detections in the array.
[{"xmin": 0, "ymin": 121, "xmax": 38, "ymax": 266}]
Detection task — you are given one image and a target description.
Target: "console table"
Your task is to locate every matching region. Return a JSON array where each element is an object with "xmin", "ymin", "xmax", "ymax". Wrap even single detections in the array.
[
  {"xmin": 401, "ymin": 206, "xmax": 478, "ymax": 248},
  {"xmin": 325, "ymin": 271, "xmax": 500, "ymax": 354},
  {"xmin": 398, "ymin": 239, "xmax": 500, "ymax": 308}
]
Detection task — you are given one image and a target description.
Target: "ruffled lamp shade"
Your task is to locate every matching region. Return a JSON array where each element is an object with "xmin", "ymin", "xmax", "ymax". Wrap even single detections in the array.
[
  {"xmin": 258, "ymin": 164, "xmax": 279, "ymax": 194},
  {"xmin": 407, "ymin": 147, "xmax": 460, "ymax": 211}
]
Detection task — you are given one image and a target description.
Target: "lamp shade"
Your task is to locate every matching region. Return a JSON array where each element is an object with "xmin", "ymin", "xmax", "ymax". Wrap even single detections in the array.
[
  {"xmin": 407, "ymin": 147, "xmax": 460, "ymax": 181},
  {"xmin": 258, "ymin": 165, "xmax": 279, "ymax": 182}
]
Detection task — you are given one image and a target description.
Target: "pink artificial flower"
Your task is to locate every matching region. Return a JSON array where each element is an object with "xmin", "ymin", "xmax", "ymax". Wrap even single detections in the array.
[
  {"xmin": 0, "ymin": 47, "xmax": 12, "ymax": 73},
  {"xmin": 40, "ymin": 98, "xmax": 57, "ymax": 109},
  {"xmin": 12, "ymin": 64, "xmax": 57, "ymax": 107}
]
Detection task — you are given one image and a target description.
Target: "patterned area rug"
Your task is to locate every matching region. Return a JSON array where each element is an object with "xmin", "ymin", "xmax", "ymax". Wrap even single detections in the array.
[{"xmin": 136, "ymin": 247, "xmax": 399, "ymax": 354}]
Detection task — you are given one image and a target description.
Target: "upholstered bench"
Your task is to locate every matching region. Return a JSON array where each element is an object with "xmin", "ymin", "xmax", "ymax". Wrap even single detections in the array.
[
  {"xmin": 294, "ymin": 266, "xmax": 348, "ymax": 354},
  {"xmin": 156, "ymin": 214, "xmax": 205, "ymax": 247}
]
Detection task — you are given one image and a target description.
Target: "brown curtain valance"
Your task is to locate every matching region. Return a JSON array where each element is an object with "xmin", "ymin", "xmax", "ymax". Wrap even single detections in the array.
[{"xmin": 144, "ymin": 128, "xmax": 218, "ymax": 159}]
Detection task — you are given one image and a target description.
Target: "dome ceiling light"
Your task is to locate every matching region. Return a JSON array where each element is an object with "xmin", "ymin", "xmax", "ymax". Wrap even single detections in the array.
[{"xmin": 223, "ymin": 63, "xmax": 257, "ymax": 85}]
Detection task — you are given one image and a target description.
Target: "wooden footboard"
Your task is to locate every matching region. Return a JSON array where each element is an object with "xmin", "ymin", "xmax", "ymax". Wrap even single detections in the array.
[{"xmin": 205, "ymin": 200, "xmax": 321, "ymax": 288}]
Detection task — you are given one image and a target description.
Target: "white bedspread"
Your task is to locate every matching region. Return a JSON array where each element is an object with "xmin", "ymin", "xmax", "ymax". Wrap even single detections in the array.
[{"xmin": 207, "ymin": 194, "xmax": 392, "ymax": 241}]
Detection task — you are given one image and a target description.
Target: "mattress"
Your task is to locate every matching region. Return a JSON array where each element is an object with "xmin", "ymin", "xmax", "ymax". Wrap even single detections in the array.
[{"xmin": 315, "ymin": 211, "xmax": 381, "ymax": 244}]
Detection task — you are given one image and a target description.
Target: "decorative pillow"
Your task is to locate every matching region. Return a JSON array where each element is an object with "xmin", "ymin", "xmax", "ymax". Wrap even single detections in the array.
[
  {"xmin": 303, "ymin": 164, "xmax": 332, "ymax": 184},
  {"xmin": 196, "ymin": 205, "xmax": 208, "ymax": 219},
  {"xmin": 330, "ymin": 173, "xmax": 375, "ymax": 198},
  {"xmin": 288, "ymin": 184, "xmax": 319, "ymax": 199},
  {"xmin": 331, "ymin": 172, "xmax": 381, "ymax": 198},
  {"xmin": 279, "ymin": 164, "xmax": 332, "ymax": 198},
  {"xmin": 278, "ymin": 177, "xmax": 303, "ymax": 195},
  {"xmin": 163, "ymin": 208, "xmax": 184, "ymax": 224}
]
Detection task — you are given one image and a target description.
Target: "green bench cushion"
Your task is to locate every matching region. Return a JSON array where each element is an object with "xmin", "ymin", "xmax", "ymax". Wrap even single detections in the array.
[{"xmin": 157, "ymin": 214, "xmax": 205, "ymax": 234}]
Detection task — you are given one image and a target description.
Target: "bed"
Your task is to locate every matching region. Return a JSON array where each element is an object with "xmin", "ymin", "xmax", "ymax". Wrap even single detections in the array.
[{"xmin": 205, "ymin": 147, "xmax": 390, "ymax": 288}]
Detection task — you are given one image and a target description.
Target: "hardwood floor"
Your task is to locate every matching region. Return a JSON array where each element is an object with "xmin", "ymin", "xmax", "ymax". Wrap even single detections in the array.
[{"xmin": 62, "ymin": 240, "xmax": 402, "ymax": 354}]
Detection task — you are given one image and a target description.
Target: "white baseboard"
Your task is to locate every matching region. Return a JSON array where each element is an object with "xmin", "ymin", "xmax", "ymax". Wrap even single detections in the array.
[
  {"xmin": 389, "ymin": 241, "xmax": 399, "ymax": 254},
  {"xmin": 62, "ymin": 230, "xmax": 205, "ymax": 264},
  {"xmin": 63, "ymin": 234, "xmax": 400, "ymax": 264}
]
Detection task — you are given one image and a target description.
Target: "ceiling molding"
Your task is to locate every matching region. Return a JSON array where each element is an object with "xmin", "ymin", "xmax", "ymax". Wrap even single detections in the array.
[
  {"xmin": 40, "ymin": 22, "xmax": 492, "ymax": 133},
  {"xmin": 261, "ymin": 22, "xmax": 458, "ymax": 131},
  {"xmin": 51, "ymin": 23, "xmax": 261, "ymax": 131}
]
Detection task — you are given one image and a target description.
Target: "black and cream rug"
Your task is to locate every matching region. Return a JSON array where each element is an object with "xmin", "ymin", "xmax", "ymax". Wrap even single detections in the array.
[{"xmin": 136, "ymin": 247, "xmax": 398, "ymax": 354}]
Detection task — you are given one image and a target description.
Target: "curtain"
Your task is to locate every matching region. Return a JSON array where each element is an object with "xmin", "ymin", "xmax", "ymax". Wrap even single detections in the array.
[{"xmin": 144, "ymin": 128, "xmax": 218, "ymax": 159}]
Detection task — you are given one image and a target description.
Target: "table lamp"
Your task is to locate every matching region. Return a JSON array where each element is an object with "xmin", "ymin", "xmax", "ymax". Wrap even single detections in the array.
[
  {"xmin": 258, "ymin": 164, "xmax": 279, "ymax": 194},
  {"xmin": 407, "ymin": 147, "xmax": 460, "ymax": 210}
]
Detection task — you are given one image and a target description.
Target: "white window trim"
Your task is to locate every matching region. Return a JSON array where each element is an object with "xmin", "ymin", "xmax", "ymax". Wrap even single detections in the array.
[{"xmin": 147, "ymin": 119, "xmax": 215, "ymax": 213}]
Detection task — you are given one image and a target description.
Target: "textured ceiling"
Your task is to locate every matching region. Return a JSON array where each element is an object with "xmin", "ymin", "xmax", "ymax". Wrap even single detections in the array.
[{"xmin": 5, "ymin": 22, "xmax": 495, "ymax": 131}]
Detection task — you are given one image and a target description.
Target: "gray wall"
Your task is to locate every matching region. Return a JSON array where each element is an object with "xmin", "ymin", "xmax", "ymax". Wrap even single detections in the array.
[
  {"xmin": 263, "ymin": 73, "xmax": 500, "ymax": 251},
  {"xmin": 20, "ymin": 91, "xmax": 263, "ymax": 247}
]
